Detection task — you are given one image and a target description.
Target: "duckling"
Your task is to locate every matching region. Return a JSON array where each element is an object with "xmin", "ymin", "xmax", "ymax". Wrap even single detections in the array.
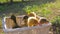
[
  {"xmin": 22, "ymin": 15, "xmax": 29, "ymax": 27},
  {"xmin": 28, "ymin": 12, "xmax": 40, "ymax": 20},
  {"xmin": 28, "ymin": 12, "xmax": 36, "ymax": 17},
  {"xmin": 27, "ymin": 17, "xmax": 38, "ymax": 27},
  {"xmin": 11, "ymin": 14, "xmax": 19, "ymax": 28},
  {"xmin": 38, "ymin": 18, "xmax": 49, "ymax": 25}
]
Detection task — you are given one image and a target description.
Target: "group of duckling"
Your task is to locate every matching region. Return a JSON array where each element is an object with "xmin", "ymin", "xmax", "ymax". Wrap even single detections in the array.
[
  {"xmin": 23, "ymin": 12, "xmax": 49, "ymax": 27},
  {"xmin": 11, "ymin": 12, "xmax": 49, "ymax": 28}
]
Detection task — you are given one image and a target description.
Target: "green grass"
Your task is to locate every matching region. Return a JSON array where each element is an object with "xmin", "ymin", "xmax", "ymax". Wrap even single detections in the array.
[
  {"xmin": 23, "ymin": 2, "xmax": 54, "ymax": 17},
  {"xmin": 0, "ymin": 17, "xmax": 2, "ymax": 28},
  {"xmin": 0, "ymin": 0, "xmax": 24, "ymax": 3}
]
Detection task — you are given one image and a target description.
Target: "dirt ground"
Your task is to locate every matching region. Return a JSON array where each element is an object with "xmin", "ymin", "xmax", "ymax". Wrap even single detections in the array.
[{"xmin": 0, "ymin": 29, "xmax": 4, "ymax": 34}]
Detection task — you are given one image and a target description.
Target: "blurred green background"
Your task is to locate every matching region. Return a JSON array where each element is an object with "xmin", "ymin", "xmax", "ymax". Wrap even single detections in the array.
[{"xmin": 0, "ymin": 0, "xmax": 60, "ymax": 34}]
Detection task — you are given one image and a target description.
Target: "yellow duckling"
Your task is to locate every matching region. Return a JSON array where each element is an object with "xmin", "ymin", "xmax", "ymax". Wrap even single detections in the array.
[
  {"xmin": 27, "ymin": 17, "xmax": 38, "ymax": 27},
  {"xmin": 28, "ymin": 12, "xmax": 36, "ymax": 17},
  {"xmin": 28, "ymin": 12, "xmax": 40, "ymax": 20}
]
